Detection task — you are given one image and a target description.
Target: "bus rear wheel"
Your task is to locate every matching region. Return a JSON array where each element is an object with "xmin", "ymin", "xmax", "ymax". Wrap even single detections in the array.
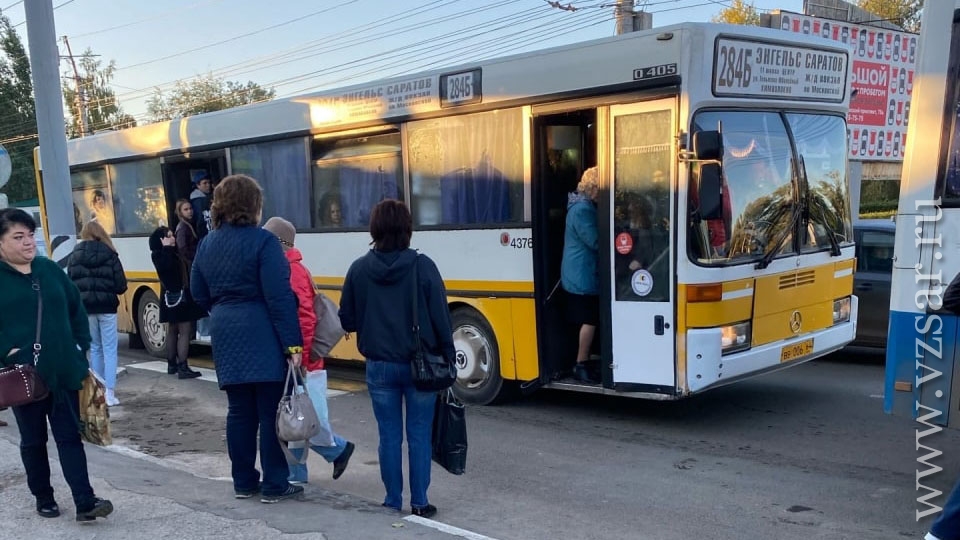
[
  {"xmin": 450, "ymin": 307, "xmax": 511, "ymax": 405},
  {"xmin": 137, "ymin": 290, "xmax": 167, "ymax": 358}
]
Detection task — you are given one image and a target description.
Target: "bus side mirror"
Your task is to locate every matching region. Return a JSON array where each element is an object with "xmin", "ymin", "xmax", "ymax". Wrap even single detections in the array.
[
  {"xmin": 698, "ymin": 163, "xmax": 724, "ymax": 220},
  {"xmin": 693, "ymin": 131, "xmax": 723, "ymax": 161}
]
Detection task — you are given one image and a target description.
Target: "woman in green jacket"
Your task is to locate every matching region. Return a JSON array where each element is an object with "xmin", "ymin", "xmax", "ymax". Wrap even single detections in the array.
[{"xmin": 0, "ymin": 209, "xmax": 113, "ymax": 522}]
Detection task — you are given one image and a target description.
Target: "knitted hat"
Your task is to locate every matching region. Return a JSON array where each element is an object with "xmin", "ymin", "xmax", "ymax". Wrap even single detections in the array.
[
  {"xmin": 191, "ymin": 171, "xmax": 211, "ymax": 186},
  {"xmin": 263, "ymin": 217, "xmax": 296, "ymax": 248}
]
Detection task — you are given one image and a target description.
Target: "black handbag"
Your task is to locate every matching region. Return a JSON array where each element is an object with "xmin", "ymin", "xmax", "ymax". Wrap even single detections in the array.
[
  {"xmin": 0, "ymin": 278, "xmax": 49, "ymax": 409},
  {"xmin": 410, "ymin": 255, "xmax": 456, "ymax": 392},
  {"xmin": 432, "ymin": 389, "xmax": 467, "ymax": 475}
]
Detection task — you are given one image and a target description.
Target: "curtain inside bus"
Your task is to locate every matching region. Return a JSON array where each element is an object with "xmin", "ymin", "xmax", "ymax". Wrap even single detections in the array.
[
  {"xmin": 230, "ymin": 138, "xmax": 311, "ymax": 228},
  {"xmin": 409, "ymin": 109, "xmax": 523, "ymax": 226}
]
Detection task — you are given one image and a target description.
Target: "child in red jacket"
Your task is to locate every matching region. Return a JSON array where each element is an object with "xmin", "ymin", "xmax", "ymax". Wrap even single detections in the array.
[{"xmin": 263, "ymin": 217, "xmax": 355, "ymax": 483}]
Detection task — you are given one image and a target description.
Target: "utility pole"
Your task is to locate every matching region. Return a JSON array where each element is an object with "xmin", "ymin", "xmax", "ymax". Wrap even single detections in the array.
[
  {"xmin": 615, "ymin": 0, "xmax": 635, "ymax": 35},
  {"xmin": 61, "ymin": 35, "xmax": 88, "ymax": 138},
  {"xmin": 615, "ymin": 0, "xmax": 652, "ymax": 34},
  {"xmin": 25, "ymin": 0, "xmax": 77, "ymax": 267}
]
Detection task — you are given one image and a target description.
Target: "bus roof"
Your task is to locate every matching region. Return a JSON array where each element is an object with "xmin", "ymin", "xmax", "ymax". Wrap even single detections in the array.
[{"xmin": 54, "ymin": 21, "xmax": 849, "ymax": 168}]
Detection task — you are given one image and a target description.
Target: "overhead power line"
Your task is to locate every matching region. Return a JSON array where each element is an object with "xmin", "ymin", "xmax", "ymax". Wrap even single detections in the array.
[
  {"xmin": 12, "ymin": 0, "xmax": 75, "ymax": 28},
  {"xmin": 71, "ymin": 0, "xmax": 222, "ymax": 39},
  {"xmin": 121, "ymin": 3, "xmax": 596, "ymax": 123},
  {"xmin": 115, "ymin": 0, "xmax": 362, "ymax": 72},
  {"xmin": 77, "ymin": 0, "xmax": 516, "ymax": 110}
]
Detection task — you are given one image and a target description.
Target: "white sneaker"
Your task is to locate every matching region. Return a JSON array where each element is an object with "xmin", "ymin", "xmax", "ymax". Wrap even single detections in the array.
[
  {"xmin": 105, "ymin": 389, "xmax": 119, "ymax": 407},
  {"xmin": 925, "ymin": 533, "xmax": 942, "ymax": 540}
]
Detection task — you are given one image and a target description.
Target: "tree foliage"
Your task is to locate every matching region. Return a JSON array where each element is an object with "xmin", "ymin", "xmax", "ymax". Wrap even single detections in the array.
[
  {"xmin": 0, "ymin": 14, "xmax": 37, "ymax": 203},
  {"xmin": 856, "ymin": 0, "xmax": 923, "ymax": 32},
  {"xmin": 712, "ymin": 0, "xmax": 762, "ymax": 26},
  {"xmin": 146, "ymin": 73, "xmax": 275, "ymax": 122},
  {"xmin": 62, "ymin": 50, "xmax": 136, "ymax": 138}
]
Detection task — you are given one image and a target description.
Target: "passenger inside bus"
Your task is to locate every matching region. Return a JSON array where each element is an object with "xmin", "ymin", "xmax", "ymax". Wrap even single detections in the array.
[
  {"xmin": 614, "ymin": 196, "xmax": 655, "ymax": 298},
  {"xmin": 318, "ymin": 191, "xmax": 344, "ymax": 227},
  {"xmin": 560, "ymin": 167, "xmax": 601, "ymax": 384}
]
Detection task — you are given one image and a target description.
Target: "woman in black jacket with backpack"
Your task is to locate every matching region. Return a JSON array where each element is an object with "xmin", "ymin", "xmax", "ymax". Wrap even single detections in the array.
[{"xmin": 67, "ymin": 221, "xmax": 127, "ymax": 407}]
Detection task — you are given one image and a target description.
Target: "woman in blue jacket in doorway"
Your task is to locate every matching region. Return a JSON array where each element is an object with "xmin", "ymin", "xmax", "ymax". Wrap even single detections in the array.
[
  {"xmin": 190, "ymin": 174, "xmax": 304, "ymax": 504},
  {"xmin": 561, "ymin": 167, "xmax": 600, "ymax": 384}
]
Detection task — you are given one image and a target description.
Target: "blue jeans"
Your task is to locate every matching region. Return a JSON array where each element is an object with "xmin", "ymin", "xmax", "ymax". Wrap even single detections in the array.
[
  {"xmin": 930, "ymin": 478, "xmax": 960, "ymax": 540},
  {"xmin": 366, "ymin": 359, "xmax": 436, "ymax": 510},
  {"xmin": 12, "ymin": 392, "xmax": 96, "ymax": 509},
  {"xmin": 287, "ymin": 435, "xmax": 348, "ymax": 483},
  {"xmin": 88, "ymin": 314, "xmax": 118, "ymax": 390},
  {"xmin": 224, "ymin": 382, "xmax": 290, "ymax": 497}
]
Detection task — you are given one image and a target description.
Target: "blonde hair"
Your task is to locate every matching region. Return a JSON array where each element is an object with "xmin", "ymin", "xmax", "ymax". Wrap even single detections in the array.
[
  {"xmin": 577, "ymin": 166, "xmax": 599, "ymax": 195},
  {"xmin": 176, "ymin": 199, "xmax": 193, "ymax": 220},
  {"xmin": 80, "ymin": 221, "xmax": 116, "ymax": 253}
]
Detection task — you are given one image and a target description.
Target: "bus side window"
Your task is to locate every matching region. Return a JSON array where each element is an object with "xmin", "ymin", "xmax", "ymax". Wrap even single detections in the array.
[
  {"xmin": 231, "ymin": 138, "xmax": 312, "ymax": 229},
  {"xmin": 311, "ymin": 132, "xmax": 403, "ymax": 229},
  {"xmin": 408, "ymin": 109, "xmax": 524, "ymax": 227}
]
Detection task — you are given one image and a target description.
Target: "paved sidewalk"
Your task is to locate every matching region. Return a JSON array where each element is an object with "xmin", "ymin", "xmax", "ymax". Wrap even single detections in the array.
[{"xmin": 0, "ymin": 410, "xmax": 477, "ymax": 540}]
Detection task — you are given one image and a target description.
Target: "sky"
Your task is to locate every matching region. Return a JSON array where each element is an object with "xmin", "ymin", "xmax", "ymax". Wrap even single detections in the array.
[{"xmin": 1, "ymin": 0, "xmax": 804, "ymax": 123}]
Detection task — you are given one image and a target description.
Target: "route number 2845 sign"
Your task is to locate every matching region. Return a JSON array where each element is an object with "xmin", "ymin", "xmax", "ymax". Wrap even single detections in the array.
[{"xmin": 712, "ymin": 37, "xmax": 847, "ymax": 103}]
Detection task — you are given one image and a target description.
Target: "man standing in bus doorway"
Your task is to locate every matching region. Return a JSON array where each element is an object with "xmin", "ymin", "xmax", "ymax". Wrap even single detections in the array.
[
  {"xmin": 190, "ymin": 172, "xmax": 213, "ymax": 241},
  {"xmin": 561, "ymin": 167, "xmax": 601, "ymax": 384},
  {"xmin": 189, "ymin": 172, "xmax": 214, "ymax": 339}
]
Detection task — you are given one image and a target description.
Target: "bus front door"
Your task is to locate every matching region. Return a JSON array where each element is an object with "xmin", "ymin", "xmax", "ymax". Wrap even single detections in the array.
[{"xmin": 607, "ymin": 100, "xmax": 676, "ymax": 391}]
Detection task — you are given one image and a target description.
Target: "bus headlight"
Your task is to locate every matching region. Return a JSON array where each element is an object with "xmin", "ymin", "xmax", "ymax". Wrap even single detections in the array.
[
  {"xmin": 833, "ymin": 297, "xmax": 851, "ymax": 324},
  {"xmin": 721, "ymin": 321, "xmax": 751, "ymax": 355}
]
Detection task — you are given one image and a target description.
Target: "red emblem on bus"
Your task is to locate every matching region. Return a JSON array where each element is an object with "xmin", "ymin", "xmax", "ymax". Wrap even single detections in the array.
[
  {"xmin": 500, "ymin": 232, "xmax": 510, "ymax": 246},
  {"xmin": 616, "ymin": 232, "xmax": 633, "ymax": 255}
]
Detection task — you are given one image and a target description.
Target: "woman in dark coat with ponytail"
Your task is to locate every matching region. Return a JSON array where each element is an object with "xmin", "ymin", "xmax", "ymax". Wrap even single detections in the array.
[{"xmin": 148, "ymin": 226, "xmax": 204, "ymax": 379}]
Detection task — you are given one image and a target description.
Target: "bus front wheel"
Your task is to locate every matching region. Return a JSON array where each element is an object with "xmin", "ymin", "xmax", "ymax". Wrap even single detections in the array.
[
  {"xmin": 137, "ymin": 290, "xmax": 167, "ymax": 359},
  {"xmin": 450, "ymin": 307, "xmax": 510, "ymax": 405}
]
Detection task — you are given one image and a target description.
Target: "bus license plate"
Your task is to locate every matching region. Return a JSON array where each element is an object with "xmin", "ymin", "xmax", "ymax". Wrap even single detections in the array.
[{"xmin": 780, "ymin": 339, "xmax": 814, "ymax": 362}]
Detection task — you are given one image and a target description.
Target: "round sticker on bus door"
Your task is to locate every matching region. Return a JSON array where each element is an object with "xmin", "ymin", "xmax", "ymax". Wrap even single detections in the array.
[
  {"xmin": 631, "ymin": 269, "xmax": 653, "ymax": 297},
  {"xmin": 615, "ymin": 232, "xmax": 633, "ymax": 255}
]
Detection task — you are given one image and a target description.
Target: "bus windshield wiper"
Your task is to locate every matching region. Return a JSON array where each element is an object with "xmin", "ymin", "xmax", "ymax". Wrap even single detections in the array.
[
  {"xmin": 755, "ymin": 204, "xmax": 801, "ymax": 270},
  {"xmin": 796, "ymin": 156, "xmax": 842, "ymax": 257},
  {"xmin": 813, "ymin": 205, "xmax": 843, "ymax": 256}
]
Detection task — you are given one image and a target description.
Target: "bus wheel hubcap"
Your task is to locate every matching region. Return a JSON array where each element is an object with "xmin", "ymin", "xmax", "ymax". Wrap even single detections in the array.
[
  {"xmin": 144, "ymin": 302, "xmax": 165, "ymax": 350},
  {"xmin": 453, "ymin": 325, "xmax": 491, "ymax": 389}
]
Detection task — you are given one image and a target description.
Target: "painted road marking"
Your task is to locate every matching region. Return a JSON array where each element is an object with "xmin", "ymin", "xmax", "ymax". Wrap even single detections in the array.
[
  {"xmin": 106, "ymin": 443, "xmax": 495, "ymax": 539},
  {"xmin": 404, "ymin": 515, "xmax": 501, "ymax": 540},
  {"xmin": 126, "ymin": 361, "xmax": 348, "ymax": 397}
]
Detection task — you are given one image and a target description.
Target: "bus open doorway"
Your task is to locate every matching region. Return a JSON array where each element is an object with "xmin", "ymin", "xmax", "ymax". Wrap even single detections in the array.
[
  {"xmin": 160, "ymin": 152, "xmax": 227, "ymax": 230},
  {"xmin": 532, "ymin": 108, "xmax": 601, "ymax": 387}
]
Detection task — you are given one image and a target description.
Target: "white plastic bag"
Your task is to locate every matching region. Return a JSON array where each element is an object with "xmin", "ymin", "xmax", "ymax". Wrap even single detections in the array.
[{"xmin": 304, "ymin": 369, "xmax": 335, "ymax": 447}]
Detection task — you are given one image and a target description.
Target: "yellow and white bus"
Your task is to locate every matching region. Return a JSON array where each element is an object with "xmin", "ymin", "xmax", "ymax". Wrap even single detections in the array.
[{"xmin": 37, "ymin": 22, "xmax": 857, "ymax": 404}]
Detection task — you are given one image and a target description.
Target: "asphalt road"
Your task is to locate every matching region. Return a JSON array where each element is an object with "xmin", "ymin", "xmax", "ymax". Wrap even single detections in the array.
[{"xmin": 106, "ymin": 345, "xmax": 958, "ymax": 540}]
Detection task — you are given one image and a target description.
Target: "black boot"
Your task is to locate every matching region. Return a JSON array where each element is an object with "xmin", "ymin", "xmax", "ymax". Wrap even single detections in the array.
[
  {"xmin": 76, "ymin": 497, "xmax": 113, "ymax": 522},
  {"xmin": 167, "ymin": 357, "xmax": 177, "ymax": 375},
  {"xmin": 178, "ymin": 362, "xmax": 202, "ymax": 379}
]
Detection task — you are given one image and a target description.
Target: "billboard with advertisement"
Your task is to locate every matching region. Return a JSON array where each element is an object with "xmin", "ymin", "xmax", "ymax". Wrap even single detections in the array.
[{"xmin": 775, "ymin": 11, "xmax": 917, "ymax": 162}]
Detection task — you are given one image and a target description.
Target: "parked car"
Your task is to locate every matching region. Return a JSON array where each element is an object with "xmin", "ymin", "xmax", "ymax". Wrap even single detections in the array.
[{"xmin": 851, "ymin": 219, "xmax": 896, "ymax": 348}]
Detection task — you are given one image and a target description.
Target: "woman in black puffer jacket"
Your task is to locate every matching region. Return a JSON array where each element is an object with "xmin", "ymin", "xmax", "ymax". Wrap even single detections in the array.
[{"xmin": 67, "ymin": 221, "xmax": 127, "ymax": 406}]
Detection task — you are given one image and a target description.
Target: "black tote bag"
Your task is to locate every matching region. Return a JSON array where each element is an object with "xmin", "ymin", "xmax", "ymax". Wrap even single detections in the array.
[{"xmin": 432, "ymin": 389, "xmax": 467, "ymax": 475}]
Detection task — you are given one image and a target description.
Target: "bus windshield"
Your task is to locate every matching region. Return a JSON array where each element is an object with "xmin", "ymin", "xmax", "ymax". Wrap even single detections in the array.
[{"xmin": 689, "ymin": 111, "xmax": 852, "ymax": 266}]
